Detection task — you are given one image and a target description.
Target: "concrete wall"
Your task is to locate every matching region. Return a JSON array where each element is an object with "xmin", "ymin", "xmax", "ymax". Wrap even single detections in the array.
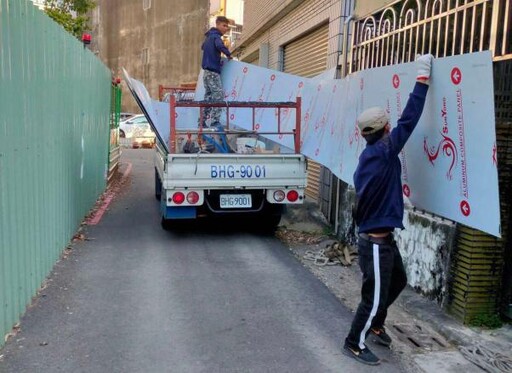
[
  {"xmin": 396, "ymin": 210, "xmax": 456, "ymax": 304},
  {"xmin": 90, "ymin": 0, "xmax": 208, "ymax": 113}
]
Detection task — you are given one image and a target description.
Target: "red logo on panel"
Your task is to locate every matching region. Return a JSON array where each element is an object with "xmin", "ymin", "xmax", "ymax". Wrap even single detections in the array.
[
  {"xmin": 392, "ymin": 74, "xmax": 400, "ymax": 89},
  {"xmin": 451, "ymin": 67, "xmax": 462, "ymax": 85},
  {"xmin": 493, "ymin": 143, "xmax": 497, "ymax": 166},
  {"xmin": 243, "ymin": 67, "xmax": 248, "ymax": 74},
  {"xmin": 402, "ymin": 184, "xmax": 410, "ymax": 197},
  {"xmin": 460, "ymin": 200, "xmax": 471, "ymax": 216}
]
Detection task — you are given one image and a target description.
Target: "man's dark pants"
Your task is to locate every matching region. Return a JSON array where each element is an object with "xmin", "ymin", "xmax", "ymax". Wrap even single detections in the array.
[{"xmin": 345, "ymin": 233, "xmax": 407, "ymax": 350}]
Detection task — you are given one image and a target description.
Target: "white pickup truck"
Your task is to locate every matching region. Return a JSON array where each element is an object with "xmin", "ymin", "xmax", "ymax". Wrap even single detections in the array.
[{"xmin": 154, "ymin": 97, "xmax": 307, "ymax": 230}]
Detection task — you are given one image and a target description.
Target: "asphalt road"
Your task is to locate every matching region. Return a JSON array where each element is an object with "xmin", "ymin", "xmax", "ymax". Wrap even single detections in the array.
[{"xmin": 0, "ymin": 149, "xmax": 407, "ymax": 373}]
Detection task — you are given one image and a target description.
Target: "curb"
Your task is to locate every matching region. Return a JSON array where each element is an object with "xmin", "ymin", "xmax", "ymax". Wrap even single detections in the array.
[{"xmin": 398, "ymin": 288, "xmax": 512, "ymax": 351}]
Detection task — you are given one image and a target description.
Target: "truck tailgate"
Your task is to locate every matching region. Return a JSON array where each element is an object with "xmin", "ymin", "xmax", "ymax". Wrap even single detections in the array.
[{"xmin": 164, "ymin": 154, "xmax": 306, "ymax": 189}]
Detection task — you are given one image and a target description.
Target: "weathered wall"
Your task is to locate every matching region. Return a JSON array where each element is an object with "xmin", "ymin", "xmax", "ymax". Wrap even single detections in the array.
[
  {"xmin": 396, "ymin": 210, "xmax": 456, "ymax": 303},
  {"xmin": 90, "ymin": 0, "xmax": 208, "ymax": 112}
]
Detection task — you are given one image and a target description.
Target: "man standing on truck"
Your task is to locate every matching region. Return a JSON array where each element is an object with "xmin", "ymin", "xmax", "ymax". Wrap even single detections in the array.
[
  {"xmin": 201, "ymin": 16, "xmax": 233, "ymax": 128},
  {"xmin": 343, "ymin": 54, "xmax": 434, "ymax": 366}
]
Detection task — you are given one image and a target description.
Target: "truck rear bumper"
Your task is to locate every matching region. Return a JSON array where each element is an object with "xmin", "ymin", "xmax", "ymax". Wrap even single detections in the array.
[
  {"xmin": 163, "ymin": 206, "xmax": 197, "ymax": 219},
  {"xmin": 160, "ymin": 193, "xmax": 283, "ymax": 220}
]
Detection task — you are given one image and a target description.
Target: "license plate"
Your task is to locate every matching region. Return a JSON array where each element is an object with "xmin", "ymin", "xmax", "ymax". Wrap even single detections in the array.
[{"xmin": 219, "ymin": 194, "xmax": 252, "ymax": 208}]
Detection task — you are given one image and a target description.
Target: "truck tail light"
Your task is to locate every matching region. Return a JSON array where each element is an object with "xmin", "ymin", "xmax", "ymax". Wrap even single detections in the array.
[
  {"xmin": 172, "ymin": 192, "xmax": 185, "ymax": 204},
  {"xmin": 187, "ymin": 191, "xmax": 199, "ymax": 204},
  {"xmin": 273, "ymin": 190, "xmax": 285, "ymax": 202},
  {"xmin": 287, "ymin": 190, "xmax": 299, "ymax": 202}
]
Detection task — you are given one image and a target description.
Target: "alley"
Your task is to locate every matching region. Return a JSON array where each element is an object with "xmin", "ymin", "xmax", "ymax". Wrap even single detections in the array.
[{"xmin": 0, "ymin": 149, "xmax": 408, "ymax": 373}]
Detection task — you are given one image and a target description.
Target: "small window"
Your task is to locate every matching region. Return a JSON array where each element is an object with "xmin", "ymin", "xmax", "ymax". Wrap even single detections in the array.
[{"xmin": 143, "ymin": 0, "xmax": 151, "ymax": 10}]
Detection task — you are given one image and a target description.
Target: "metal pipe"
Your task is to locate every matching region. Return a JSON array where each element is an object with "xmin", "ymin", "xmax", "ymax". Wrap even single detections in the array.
[
  {"xmin": 170, "ymin": 95, "xmax": 176, "ymax": 153},
  {"xmin": 337, "ymin": 0, "xmax": 354, "ymax": 234},
  {"xmin": 341, "ymin": 14, "xmax": 354, "ymax": 78}
]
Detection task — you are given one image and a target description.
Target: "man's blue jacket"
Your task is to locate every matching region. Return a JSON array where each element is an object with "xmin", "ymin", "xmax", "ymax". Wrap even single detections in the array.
[
  {"xmin": 353, "ymin": 82, "xmax": 429, "ymax": 233},
  {"xmin": 202, "ymin": 28, "xmax": 231, "ymax": 74}
]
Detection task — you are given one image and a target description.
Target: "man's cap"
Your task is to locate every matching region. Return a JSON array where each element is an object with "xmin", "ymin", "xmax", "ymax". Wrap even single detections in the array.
[{"xmin": 357, "ymin": 107, "xmax": 390, "ymax": 135}]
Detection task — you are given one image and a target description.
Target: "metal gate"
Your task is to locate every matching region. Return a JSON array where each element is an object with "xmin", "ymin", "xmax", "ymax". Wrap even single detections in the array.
[
  {"xmin": 348, "ymin": 0, "xmax": 511, "ymax": 71},
  {"xmin": 283, "ymin": 23, "xmax": 329, "ymax": 202},
  {"xmin": 109, "ymin": 83, "xmax": 122, "ymax": 185},
  {"xmin": 346, "ymin": 0, "xmax": 512, "ymax": 321}
]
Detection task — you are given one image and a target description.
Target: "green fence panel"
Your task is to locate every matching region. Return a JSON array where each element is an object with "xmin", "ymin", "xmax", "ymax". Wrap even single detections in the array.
[{"xmin": 0, "ymin": 0, "xmax": 111, "ymax": 346}]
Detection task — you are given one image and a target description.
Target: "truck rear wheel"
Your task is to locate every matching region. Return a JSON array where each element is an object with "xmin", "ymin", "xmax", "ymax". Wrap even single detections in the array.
[
  {"xmin": 263, "ymin": 213, "xmax": 282, "ymax": 231},
  {"xmin": 260, "ymin": 204, "xmax": 284, "ymax": 231},
  {"xmin": 161, "ymin": 217, "xmax": 172, "ymax": 230}
]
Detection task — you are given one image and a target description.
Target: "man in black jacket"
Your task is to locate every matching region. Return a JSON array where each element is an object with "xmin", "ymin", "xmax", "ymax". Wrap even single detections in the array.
[{"xmin": 343, "ymin": 54, "xmax": 434, "ymax": 366}]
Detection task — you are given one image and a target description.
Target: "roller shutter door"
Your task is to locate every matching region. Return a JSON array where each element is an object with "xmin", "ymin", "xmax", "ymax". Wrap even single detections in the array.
[{"xmin": 283, "ymin": 24, "xmax": 328, "ymax": 202}]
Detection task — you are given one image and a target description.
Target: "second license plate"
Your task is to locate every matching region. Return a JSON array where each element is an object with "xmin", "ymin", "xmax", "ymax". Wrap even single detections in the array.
[{"xmin": 219, "ymin": 194, "xmax": 252, "ymax": 208}]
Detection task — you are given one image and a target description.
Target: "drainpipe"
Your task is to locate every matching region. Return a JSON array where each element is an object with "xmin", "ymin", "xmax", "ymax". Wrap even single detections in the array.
[
  {"xmin": 334, "ymin": 2, "xmax": 354, "ymax": 235},
  {"xmin": 341, "ymin": 14, "xmax": 354, "ymax": 79}
]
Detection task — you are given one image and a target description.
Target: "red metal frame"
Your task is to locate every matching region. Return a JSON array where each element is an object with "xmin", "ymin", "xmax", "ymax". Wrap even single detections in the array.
[{"xmin": 169, "ymin": 97, "xmax": 302, "ymax": 154}]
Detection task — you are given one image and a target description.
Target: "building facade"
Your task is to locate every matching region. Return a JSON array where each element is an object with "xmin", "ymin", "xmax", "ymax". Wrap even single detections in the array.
[
  {"xmin": 234, "ymin": 0, "xmax": 349, "ymax": 201},
  {"xmin": 89, "ymin": 0, "xmax": 209, "ymax": 113},
  {"xmin": 234, "ymin": 0, "xmax": 512, "ymax": 323}
]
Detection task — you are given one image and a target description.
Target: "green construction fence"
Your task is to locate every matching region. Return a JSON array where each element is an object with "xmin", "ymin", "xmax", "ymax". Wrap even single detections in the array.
[{"xmin": 0, "ymin": 0, "xmax": 111, "ymax": 346}]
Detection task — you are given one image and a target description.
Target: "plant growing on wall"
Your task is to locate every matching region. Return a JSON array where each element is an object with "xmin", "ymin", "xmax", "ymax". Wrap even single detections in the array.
[{"xmin": 44, "ymin": 0, "xmax": 96, "ymax": 39}]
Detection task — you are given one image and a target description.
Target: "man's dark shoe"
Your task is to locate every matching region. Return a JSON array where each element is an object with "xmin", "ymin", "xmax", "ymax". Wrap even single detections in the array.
[
  {"xmin": 371, "ymin": 327, "xmax": 392, "ymax": 347},
  {"xmin": 343, "ymin": 344, "xmax": 380, "ymax": 366}
]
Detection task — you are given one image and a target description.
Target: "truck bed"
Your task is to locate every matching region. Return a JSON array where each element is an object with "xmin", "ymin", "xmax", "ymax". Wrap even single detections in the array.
[{"xmin": 157, "ymin": 152, "xmax": 306, "ymax": 190}]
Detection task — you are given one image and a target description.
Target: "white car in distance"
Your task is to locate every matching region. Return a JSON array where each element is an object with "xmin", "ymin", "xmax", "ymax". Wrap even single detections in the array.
[{"xmin": 119, "ymin": 114, "xmax": 156, "ymax": 148}]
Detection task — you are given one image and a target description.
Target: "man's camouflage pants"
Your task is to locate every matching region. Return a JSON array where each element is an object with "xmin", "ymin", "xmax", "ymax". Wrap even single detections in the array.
[{"xmin": 203, "ymin": 69, "xmax": 223, "ymax": 126}]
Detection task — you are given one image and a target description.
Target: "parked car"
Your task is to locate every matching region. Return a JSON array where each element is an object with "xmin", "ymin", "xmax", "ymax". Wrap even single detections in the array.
[
  {"xmin": 119, "ymin": 114, "xmax": 156, "ymax": 148},
  {"xmin": 119, "ymin": 114, "xmax": 153, "ymax": 138}
]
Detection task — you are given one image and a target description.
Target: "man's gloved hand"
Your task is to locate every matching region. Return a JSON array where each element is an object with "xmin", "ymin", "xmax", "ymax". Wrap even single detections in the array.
[{"xmin": 416, "ymin": 54, "xmax": 434, "ymax": 82}]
